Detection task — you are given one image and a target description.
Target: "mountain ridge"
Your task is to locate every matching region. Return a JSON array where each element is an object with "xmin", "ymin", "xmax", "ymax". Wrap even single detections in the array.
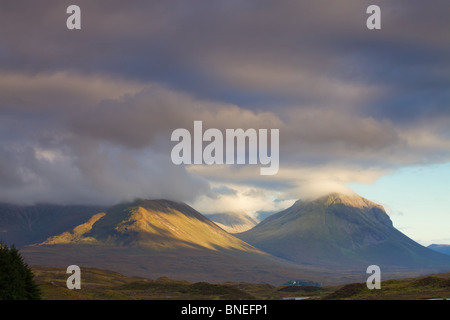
[
  {"xmin": 20, "ymin": 198, "xmax": 330, "ymax": 285},
  {"xmin": 3, "ymin": 194, "xmax": 449, "ymax": 284},
  {"xmin": 428, "ymin": 244, "xmax": 450, "ymax": 256},
  {"xmin": 36, "ymin": 198, "xmax": 261, "ymax": 253},
  {"xmin": 236, "ymin": 192, "xmax": 450, "ymax": 270},
  {"xmin": 0, "ymin": 203, "xmax": 106, "ymax": 248}
]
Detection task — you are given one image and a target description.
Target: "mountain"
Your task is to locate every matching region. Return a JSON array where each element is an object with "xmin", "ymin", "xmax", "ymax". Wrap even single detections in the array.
[
  {"xmin": 236, "ymin": 193, "xmax": 450, "ymax": 271},
  {"xmin": 0, "ymin": 203, "xmax": 106, "ymax": 248},
  {"xmin": 20, "ymin": 199, "xmax": 327, "ymax": 285},
  {"xmin": 205, "ymin": 212, "xmax": 258, "ymax": 233},
  {"xmin": 38, "ymin": 199, "xmax": 259, "ymax": 252},
  {"xmin": 428, "ymin": 244, "xmax": 450, "ymax": 256}
]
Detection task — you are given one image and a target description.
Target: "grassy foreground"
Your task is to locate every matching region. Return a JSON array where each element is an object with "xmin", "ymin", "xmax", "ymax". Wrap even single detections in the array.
[
  {"xmin": 30, "ymin": 265, "xmax": 450, "ymax": 300},
  {"xmin": 322, "ymin": 273, "xmax": 450, "ymax": 300}
]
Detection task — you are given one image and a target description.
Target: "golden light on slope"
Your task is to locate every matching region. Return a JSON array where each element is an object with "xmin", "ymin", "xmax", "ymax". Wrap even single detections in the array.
[
  {"xmin": 38, "ymin": 205, "xmax": 261, "ymax": 253},
  {"xmin": 41, "ymin": 212, "xmax": 106, "ymax": 245}
]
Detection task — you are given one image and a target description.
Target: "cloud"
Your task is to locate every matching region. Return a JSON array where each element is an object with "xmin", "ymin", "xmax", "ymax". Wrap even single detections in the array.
[
  {"xmin": 0, "ymin": 137, "xmax": 211, "ymax": 206},
  {"xmin": 1, "ymin": 69, "xmax": 449, "ymax": 206},
  {"xmin": 191, "ymin": 182, "xmax": 295, "ymax": 219},
  {"xmin": 0, "ymin": 71, "xmax": 146, "ymax": 113},
  {"xmin": 0, "ymin": 1, "xmax": 449, "ymax": 207},
  {"xmin": 2, "ymin": 1, "xmax": 448, "ymax": 111},
  {"xmin": 211, "ymin": 185, "xmax": 238, "ymax": 196}
]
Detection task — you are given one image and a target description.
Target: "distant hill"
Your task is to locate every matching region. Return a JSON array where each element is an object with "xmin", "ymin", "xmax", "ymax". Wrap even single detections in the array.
[
  {"xmin": 428, "ymin": 244, "xmax": 450, "ymax": 256},
  {"xmin": 0, "ymin": 203, "xmax": 105, "ymax": 248},
  {"xmin": 236, "ymin": 193, "xmax": 450, "ymax": 271},
  {"xmin": 205, "ymin": 212, "xmax": 258, "ymax": 233},
  {"xmin": 21, "ymin": 199, "xmax": 327, "ymax": 285}
]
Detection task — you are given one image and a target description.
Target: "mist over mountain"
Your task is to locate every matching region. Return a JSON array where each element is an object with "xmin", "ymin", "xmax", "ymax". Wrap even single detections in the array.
[
  {"xmin": 236, "ymin": 193, "xmax": 450, "ymax": 270},
  {"xmin": 205, "ymin": 212, "xmax": 258, "ymax": 233}
]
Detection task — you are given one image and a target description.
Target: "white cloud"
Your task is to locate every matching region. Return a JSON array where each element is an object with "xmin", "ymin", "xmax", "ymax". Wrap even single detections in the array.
[{"xmin": 190, "ymin": 182, "xmax": 295, "ymax": 219}]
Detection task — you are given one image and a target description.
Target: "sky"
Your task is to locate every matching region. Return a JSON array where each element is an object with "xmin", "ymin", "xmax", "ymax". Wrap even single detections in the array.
[{"xmin": 0, "ymin": 1, "xmax": 449, "ymax": 245}]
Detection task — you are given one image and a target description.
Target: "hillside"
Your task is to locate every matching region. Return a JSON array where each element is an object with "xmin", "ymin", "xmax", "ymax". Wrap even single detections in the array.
[
  {"xmin": 321, "ymin": 272, "xmax": 450, "ymax": 300},
  {"xmin": 31, "ymin": 265, "xmax": 450, "ymax": 300},
  {"xmin": 428, "ymin": 244, "xmax": 450, "ymax": 256},
  {"xmin": 236, "ymin": 193, "xmax": 450, "ymax": 271},
  {"xmin": 38, "ymin": 199, "xmax": 259, "ymax": 252},
  {"xmin": 31, "ymin": 266, "xmax": 255, "ymax": 300},
  {"xmin": 0, "ymin": 203, "xmax": 105, "ymax": 248},
  {"xmin": 21, "ymin": 199, "xmax": 327, "ymax": 285},
  {"xmin": 205, "ymin": 212, "xmax": 258, "ymax": 233}
]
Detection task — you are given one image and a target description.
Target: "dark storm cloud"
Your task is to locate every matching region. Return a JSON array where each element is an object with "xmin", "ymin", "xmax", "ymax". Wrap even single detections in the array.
[
  {"xmin": 0, "ymin": 0, "xmax": 449, "ymax": 205},
  {"xmin": 1, "ymin": 1, "xmax": 448, "ymax": 114}
]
